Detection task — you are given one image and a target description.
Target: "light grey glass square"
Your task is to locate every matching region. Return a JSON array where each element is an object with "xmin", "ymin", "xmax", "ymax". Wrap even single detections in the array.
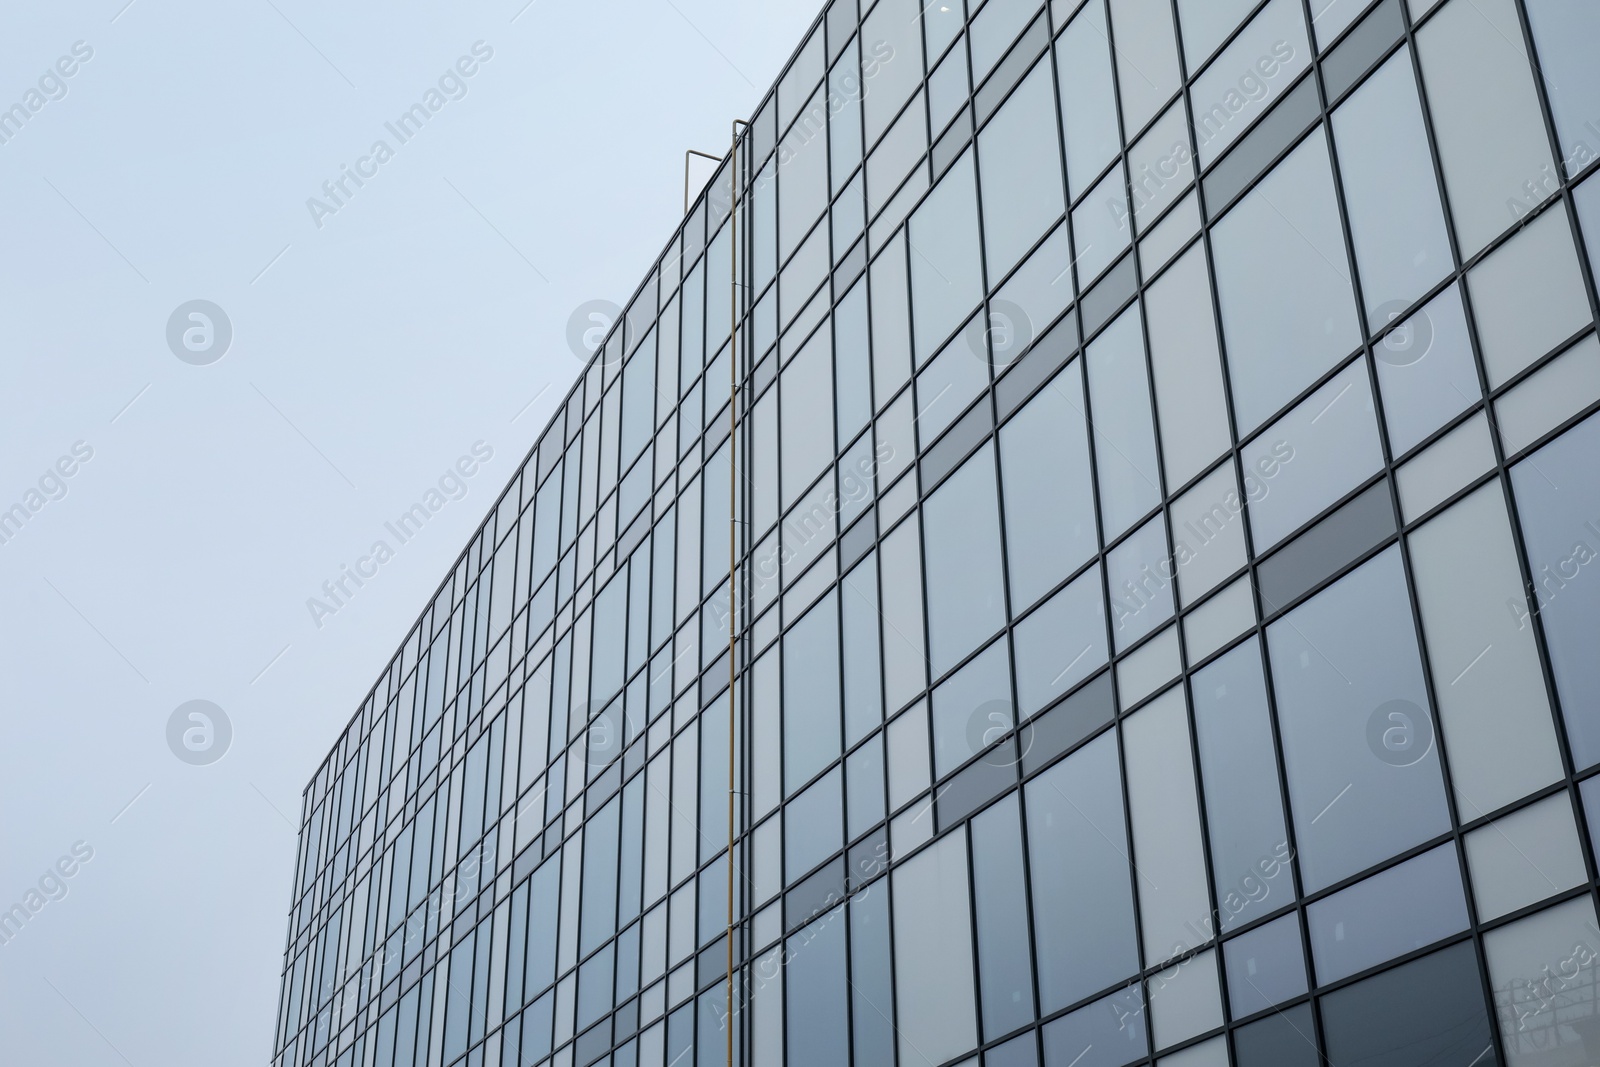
[
  {"xmin": 1224, "ymin": 914, "xmax": 1307, "ymax": 1018},
  {"xmin": 1466, "ymin": 206, "xmax": 1592, "ymax": 388}
]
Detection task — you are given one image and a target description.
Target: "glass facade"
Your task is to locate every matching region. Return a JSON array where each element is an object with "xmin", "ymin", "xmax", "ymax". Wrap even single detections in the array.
[{"xmin": 272, "ymin": 0, "xmax": 1600, "ymax": 1065}]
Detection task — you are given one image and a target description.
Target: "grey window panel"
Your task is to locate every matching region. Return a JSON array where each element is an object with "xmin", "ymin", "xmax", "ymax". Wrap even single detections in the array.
[
  {"xmin": 935, "ymin": 755, "xmax": 1017, "ymax": 830},
  {"xmin": 933, "ymin": 106, "xmax": 974, "ymax": 180},
  {"xmin": 1256, "ymin": 479, "xmax": 1396, "ymax": 614},
  {"xmin": 574, "ymin": 1020, "xmax": 611, "ymax": 1065},
  {"xmin": 974, "ymin": 13, "xmax": 1050, "ymax": 126},
  {"xmin": 1020, "ymin": 670, "xmax": 1115, "ymax": 777},
  {"xmin": 839, "ymin": 510, "xmax": 877, "ymax": 570},
  {"xmin": 1232, "ymin": 1003, "xmax": 1318, "ymax": 1066},
  {"xmin": 1079, "ymin": 253, "xmax": 1138, "ymax": 339},
  {"xmin": 919, "ymin": 399, "xmax": 996, "ymax": 491},
  {"xmin": 1321, "ymin": 0, "xmax": 1405, "ymax": 103},
  {"xmin": 846, "ymin": 825, "xmax": 889, "ymax": 892},
  {"xmin": 988, "ymin": 1033, "xmax": 1041, "ymax": 1067},
  {"xmin": 1040, "ymin": 985, "xmax": 1148, "ymax": 1067},
  {"xmin": 995, "ymin": 312, "xmax": 1078, "ymax": 422},
  {"xmin": 834, "ymin": 237, "xmax": 867, "ymax": 294},
  {"xmin": 826, "ymin": 0, "xmax": 855, "ymax": 65},
  {"xmin": 1224, "ymin": 912, "xmax": 1308, "ymax": 1017},
  {"xmin": 1201, "ymin": 75, "xmax": 1321, "ymax": 214},
  {"xmin": 785, "ymin": 856, "xmax": 846, "ymax": 932},
  {"xmin": 1318, "ymin": 942, "xmax": 1495, "ymax": 1067}
]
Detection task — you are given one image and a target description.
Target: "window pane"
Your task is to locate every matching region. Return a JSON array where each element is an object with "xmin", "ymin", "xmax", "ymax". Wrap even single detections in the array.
[
  {"xmin": 1073, "ymin": 162, "xmax": 1131, "ymax": 285},
  {"xmin": 1416, "ymin": 0, "xmax": 1556, "ymax": 256},
  {"xmin": 932, "ymin": 635, "xmax": 1012, "ymax": 778},
  {"xmin": 786, "ymin": 767, "xmax": 843, "ymax": 881},
  {"xmin": 784, "ymin": 592, "xmax": 842, "ymax": 791},
  {"xmin": 1408, "ymin": 483, "xmax": 1563, "ymax": 818},
  {"xmin": 829, "ymin": 45, "xmax": 865, "ymax": 192},
  {"xmin": 786, "ymin": 907, "xmax": 849, "ymax": 1065},
  {"xmin": 1191, "ymin": 637, "xmax": 1291, "ymax": 931},
  {"xmin": 871, "ymin": 234, "xmax": 914, "ymax": 403},
  {"xmin": 842, "ymin": 554, "xmax": 885, "ymax": 745},
  {"xmin": 1107, "ymin": 513, "xmax": 1174, "ymax": 651},
  {"xmin": 1372, "ymin": 282, "xmax": 1480, "ymax": 456},
  {"xmin": 777, "ymin": 326, "xmax": 838, "ymax": 508},
  {"xmin": 1267, "ymin": 549, "xmax": 1452, "ymax": 891},
  {"xmin": 1000, "ymin": 359, "xmax": 1098, "ymax": 610},
  {"xmin": 1178, "ymin": 0, "xmax": 1273, "ymax": 71},
  {"xmin": 1509, "ymin": 412, "xmax": 1600, "ymax": 769},
  {"xmin": 861, "ymin": 0, "xmax": 924, "ymax": 146},
  {"xmin": 1127, "ymin": 100, "xmax": 1194, "ymax": 230},
  {"xmin": 1108, "ymin": 0, "xmax": 1182, "ymax": 134},
  {"xmin": 779, "ymin": 90, "xmax": 830, "ymax": 263},
  {"xmin": 1169, "ymin": 462, "xmax": 1248, "ymax": 606},
  {"xmin": 1213, "ymin": 128, "xmax": 1361, "ymax": 433},
  {"xmin": 1464, "ymin": 793, "xmax": 1587, "ymax": 922},
  {"xmin": 1232, "ymin": 1003, "xmax": 1317, "ymax": 1067},
  {"xmin": 1306, "ymin": 843, "xmax": 1468, "ymax": 984},
  {"xmin": 1013, "ymin": 564, "xmax": 1108, "ymax": 715},
  {"xmin": 1223, "ymin": 913, "xmax": 1307, "ymax": 1017},
  {"xmin": 1525, "ymin": 0, "xmax": 1600, "ymax": 178},
  {"xmin": 924, "ymin": 444, "xmax": 1007, "ymax": 676},
  {"xmin": 1320, "ymin": 942, "xmax": 1496, "ymax": 1067},
  {"xmin": 981, "ymin": 58, "xmax": 1066, "ymax": 281},
  {"xmin": 1026, "ymin": 730, "xmax": 1139, "ymax": 1011},
  {"xmin": 1042, "ymin": 987, "xmax": 1149, "ymax": 1067},
  {"xmin": 893, "ymin": 827, "xmax": 979, "ymax": 1065},
  {"xmin": 1332, "ymin": 47, "xmax": 1452, "ymax": 324},
  {"xmin": 1190, "ymin": 0, "xmax": 1312, "ymax": 168},
  {"xmin": 1466, "ymin": 206, "xmax": 1592, "ymax": 388},
  {"xmin": 1087, "ymin": 305, "xmax": 1162, "ymax": 539},
  {"xmin": 846, "ymin": 734, "xmax": 885, "ymax": 841},
  {"xmin": 1124, "ymin": 687, "xmax": 1211, "ymax": 965},
  {"xmin": 1146, "ymin": 245, "xmax": 1232, "ymax": 488},
  {"xmin": 909, "ymin": 151, "xmax": 986, "ymax": 365},
  {"xmin": 1057, "ymin": 0, "xmax": 1121, "ymax": 199},
  {"xmin": 880, "ymin": 514, "xmax": 928, "ymax": 713},
  {"xmin": 971, "ymin": 795, "xmax": 1037, "ymax": 1039},
  {"xmin": 1483, "ymin": 895, "xmax": 1600, "ymax": 1067},
  {"xmin": 850, "ymin": 883, "xmax": 896, "ymax": 1065},
  {"xmin": 1243, "ymin": 359, "xmax": 1383, "ymax": 552}
]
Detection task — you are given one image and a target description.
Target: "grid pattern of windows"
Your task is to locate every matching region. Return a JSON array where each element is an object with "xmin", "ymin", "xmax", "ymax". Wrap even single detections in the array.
[{"xmin": 272, "ymin": 0, "xmax": 1600, "ymax": 1065}]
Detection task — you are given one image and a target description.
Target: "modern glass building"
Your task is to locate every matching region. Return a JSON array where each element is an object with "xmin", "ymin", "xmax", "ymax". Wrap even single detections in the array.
[{"xmin": 271, "ymin": 0, "xmax": 1600, "ymax": 1065}]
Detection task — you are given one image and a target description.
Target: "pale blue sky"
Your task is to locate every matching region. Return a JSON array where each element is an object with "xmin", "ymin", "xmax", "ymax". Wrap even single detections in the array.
[{"xmin": 0, "ymin": 1, "xmax": 820, "ymax": 1062}]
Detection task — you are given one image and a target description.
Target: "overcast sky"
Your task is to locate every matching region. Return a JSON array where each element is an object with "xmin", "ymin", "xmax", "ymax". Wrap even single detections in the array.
[{"xmin": 0, "ymin": 1, "xmax": 820, "ymax": 1062}]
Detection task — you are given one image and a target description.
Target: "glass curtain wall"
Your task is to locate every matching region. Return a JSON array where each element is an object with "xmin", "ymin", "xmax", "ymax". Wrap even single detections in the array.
[{"xmin": 273, "ymin": 1, "xmax": 1600, "ymax": 1065}]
